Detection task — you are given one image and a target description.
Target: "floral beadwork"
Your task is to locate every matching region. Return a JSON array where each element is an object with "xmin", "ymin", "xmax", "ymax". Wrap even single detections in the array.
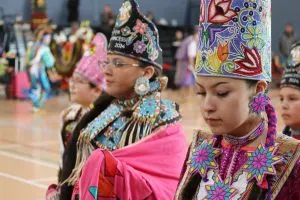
[
  {"xmin": 115, "ymin": 1, "xmax": 132, "ymax": 27},
  {"xmin": 242, "ymin": 24, "xmax": 265, "ymax": 50},
  {"xmin": 206, "ymin": 0, "xmax": 237, "ymax": 23},
  {"xmin": 133, "ymin": 19, "xmax": 148, "ymax": 34},
  {"xmin": 205, "ymin": 175, "xmax": 237, "ymax": 200},
  {"xmin": 109, "ymin": 0, "xmax": 162, "ymax": 69},
  {"xmin": 249, "ymin": 92, "xmax": 270, "ymax": 115},
  {"xmin": 188, "ymin": 139, "xmax": 221, "ymax": 177},
  {"xmin": 133, "ymin": 40, "xmax": 147, "ymax": 54},
  {"xmin": 195, "ymin": 0, "xmax": 271, "ymax": 81},
  {"xmin": 243, "ymin": 144, "xmax": 282, "ymax": 184}
]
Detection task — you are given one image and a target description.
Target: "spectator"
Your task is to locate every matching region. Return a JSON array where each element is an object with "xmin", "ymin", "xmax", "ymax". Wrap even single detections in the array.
[
  {"xmin": 100, "ymin": 4, "xmax": 115, "ymax": 37},
  {"xmin": 271, "ymin": 53, "xmax": 283, "ymax": 88},
  {"xmin": 279, "ymin": 23, "xmax": 299, "ymax": 66},
  {"xmin": 174, "ymin": 26, "xmax": 198, "ymax": 100},
  {"xmin": 146, "ymin": 10, "xmax": 157, "ymax": 24},
  {"xmin": 67, "ymin": 0, "xmax": 80, "ymax": 23}
]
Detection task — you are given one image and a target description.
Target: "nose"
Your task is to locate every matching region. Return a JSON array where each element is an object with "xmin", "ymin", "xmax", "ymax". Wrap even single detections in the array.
[
  {"xmin": 281, "ymin": 99, "xmax": 289, "ymax": 110},
  {"xmin": 103, "ymin": 64, "xmax": 113, "ymax": 77},
  {"xmin": 202, "ymin": 94, "xmax": 216, "ymax": 113},
  {"xmin": 69, "ymin": 79, "xmax": 76, "ymax": 91}
]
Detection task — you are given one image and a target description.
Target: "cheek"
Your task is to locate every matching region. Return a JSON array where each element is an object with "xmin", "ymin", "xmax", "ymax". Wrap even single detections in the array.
[
  {"xmin": 289, "ymin": 101, "xmax": 300, "ymax": 118},
  {"xmin": 220, "ymin": 95, "xmax": 250, "ymax": 126},
  {"xmin": 117, "ymin": 72, "xmax": 138, "ymax": 89}
]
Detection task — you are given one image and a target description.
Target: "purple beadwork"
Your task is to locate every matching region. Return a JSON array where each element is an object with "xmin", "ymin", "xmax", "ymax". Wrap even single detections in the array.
[
  {"xmin": 249, "ymin": 93, "xmax": 270, "ymax": 115},
  {"xmin": 223, "ymin": 119, "xmax": 266, "ymax": 146}
]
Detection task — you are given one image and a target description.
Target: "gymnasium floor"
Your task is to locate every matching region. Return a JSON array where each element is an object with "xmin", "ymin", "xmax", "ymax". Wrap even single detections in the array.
[{"xmin": 0, "ymin": 88, "xmax": 284, "ymax": 200}]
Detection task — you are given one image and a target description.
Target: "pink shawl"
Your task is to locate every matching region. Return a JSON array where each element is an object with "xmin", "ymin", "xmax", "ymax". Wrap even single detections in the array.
[{"xmin": 72, "ymin": 123, "xmax": 187, "ymax": 200}]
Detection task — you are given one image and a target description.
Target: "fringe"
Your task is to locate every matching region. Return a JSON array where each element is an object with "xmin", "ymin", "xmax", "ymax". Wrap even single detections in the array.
[
  {"xmin": 61, "ymin": 134, "xmax": 94, "ymax": 186},
  {"xmin": 119, "ymin": 120, "xmax": 153, "ymax": 147}
]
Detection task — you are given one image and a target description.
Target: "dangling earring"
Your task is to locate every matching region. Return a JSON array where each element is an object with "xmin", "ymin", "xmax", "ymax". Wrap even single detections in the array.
[
  {"xmin": 249, "ymin": 92, "xmax": 270, "ymax": 115},
  {"xmin": 134, "ymin": 76, "xmax": 150, "ymax": 96}
]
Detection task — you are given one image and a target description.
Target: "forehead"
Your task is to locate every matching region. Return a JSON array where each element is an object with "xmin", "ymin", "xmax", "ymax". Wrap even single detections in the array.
[
  {"xmin": 196, "ymin": 76, "xmax": 246, "ymax": 87},
  {"xmin": 73, "ymin": 72, "xmax": 87, "ymax": 80},
  {"xmin": 108, "ymin": 54, "xmax": 138, "ymax": 63},
  {"xmin": 280, "ymin": 87, "xmax": 300, "ymax": 95}
]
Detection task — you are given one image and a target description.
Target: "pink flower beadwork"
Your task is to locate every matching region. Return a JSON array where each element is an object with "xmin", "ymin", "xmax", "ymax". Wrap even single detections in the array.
[{"xmin": 133, "ymin": 19, "xmax": 148, "ymax": 34}]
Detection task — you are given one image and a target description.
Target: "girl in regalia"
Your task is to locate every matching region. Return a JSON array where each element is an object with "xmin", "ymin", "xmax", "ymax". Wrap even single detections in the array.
[
  {"xmin": 58, "ymin": 1, "xmax": 188, "ymax": 200},
  {"xmin": 176, "ymin": 0, "xmax": 300, "ymax": 199},
  {"xmin": 46, "ymin": 33, "xmax": 107, "ymax": 200}
]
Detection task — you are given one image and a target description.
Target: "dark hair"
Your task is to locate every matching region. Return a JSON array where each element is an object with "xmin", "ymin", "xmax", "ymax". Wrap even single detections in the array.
[
  {"xmin": 138, "ymin": 60, "xmax": 161, "ymax": 81},
  {"xmin": 59, "ymin": 92, "xmax": 115, "ymax": 200},
  {"xmin": 246, "ymin": 79, "xmax": 259, "ymax": 88},
  {"xmin": 88, "ymin": 82, "xmax": 97, "ymax": 88}
]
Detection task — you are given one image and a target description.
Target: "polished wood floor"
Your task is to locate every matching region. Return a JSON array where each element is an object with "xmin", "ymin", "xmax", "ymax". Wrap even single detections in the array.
[{"xmin": 0, "ymin": 88, "xmax": 284, "ymax": 200}]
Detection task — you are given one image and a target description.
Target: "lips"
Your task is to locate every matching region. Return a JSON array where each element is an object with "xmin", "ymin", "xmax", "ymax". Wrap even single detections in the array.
[
  {"xmin": 204, "ymin": 118, "xmax": 221, "ymax": 126},
  {"xmin": 281, "ymin": 114, "xmax": 290, "ymax": 119},
  {"xmin": 105, "ymin": 80, "xmax": 114, "ymax": 85}
]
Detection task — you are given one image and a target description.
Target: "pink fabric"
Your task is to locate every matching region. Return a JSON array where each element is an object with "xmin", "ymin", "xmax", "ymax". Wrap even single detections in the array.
[
  {"xmin": 74, "ymin": 33, "xmax": 107, "ymax": 88},
  {"xmin": 74, "ymin": 123, "xmax": 188, "ymax": 200},
  {"xmin": 14, "ymin": 71, "xmax": 30, "ymax": 99}
]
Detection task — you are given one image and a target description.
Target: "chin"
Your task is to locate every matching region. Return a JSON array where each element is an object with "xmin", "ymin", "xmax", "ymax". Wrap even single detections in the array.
[
  {"xmin": 208, "ymin": 125, "xmax": 232, "ymax": 136},
  {"xmin": 286, "ymin": 121, "xmax": 300, "ymax": 129},
  {"xmin": 105, "ymin": 88, "xmax": 117, "ymax": 97}
]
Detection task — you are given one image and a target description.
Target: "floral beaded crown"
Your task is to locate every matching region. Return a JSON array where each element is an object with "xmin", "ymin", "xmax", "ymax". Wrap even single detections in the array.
[
  {"xmin": 108, "ymin": 0, "xmax": 163, "ymax": 70},
  {"xmin": 195, "ymin": 0, "xmax": 271, "ymax": 81}
]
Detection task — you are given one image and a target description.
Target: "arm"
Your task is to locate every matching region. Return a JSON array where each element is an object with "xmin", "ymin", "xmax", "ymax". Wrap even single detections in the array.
[
  {"xmin": 41, "ymin": 46, "xmax": 55, "ymax": 69},
  {"xmin": 75, "ymin": 149, "xmax": 152, "ymax": 200}
]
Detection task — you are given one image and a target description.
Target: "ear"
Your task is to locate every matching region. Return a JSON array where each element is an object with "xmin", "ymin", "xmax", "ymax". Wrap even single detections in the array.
[
  {"xmin": 255, "ymin": 80, "xmax": 268, "ymax": 94},
  {"xmin": 92, "ymin": 87, "xmax": 102, "ymax": 98},
  {"xmin": 142, "ymin": 66, "xmax": 155, "ymax": 80}
]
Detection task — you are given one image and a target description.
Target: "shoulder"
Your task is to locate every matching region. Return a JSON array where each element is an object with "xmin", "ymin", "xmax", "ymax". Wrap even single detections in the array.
[
  {"xmin": 154, "ymin": 98, "xmax": 181, "ymax": 127},
  {"xmin": 275, "ymin": 134, "xmax": 300, "ymax": 164},
  {"xmin": 276, "ymin": 134, "xmax": 300, "ymax": 153},
  {"xmin": 61, "ymin": 104, "xmax": 85, "ymax": 122}
]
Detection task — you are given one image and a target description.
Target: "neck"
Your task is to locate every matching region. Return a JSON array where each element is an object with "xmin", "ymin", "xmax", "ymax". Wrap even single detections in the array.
[
  {"xmin": 228, "ymin": 116, "xmax": 262, "ymax": 137},
  {"xmin": 290, "ymin": 123, "xmax": 300, "ymax": 131},
  {"xmin": 291, "ymin": 128, "xmax": 300, "ymax": 136},
  {"xmin": 118, "ymin": 93, "xmax": 137, "ymax": 101}
]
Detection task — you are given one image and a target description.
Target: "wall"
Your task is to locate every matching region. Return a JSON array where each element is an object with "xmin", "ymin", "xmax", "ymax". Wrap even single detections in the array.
[{"xmin": 0, "ymin": 0, "xmax": 299, "ymax": 52}]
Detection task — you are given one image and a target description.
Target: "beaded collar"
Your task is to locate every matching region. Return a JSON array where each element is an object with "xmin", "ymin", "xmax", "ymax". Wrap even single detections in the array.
[{"xmin": 223, "ymin": 118, "xmax": 266, "ymax": 147}]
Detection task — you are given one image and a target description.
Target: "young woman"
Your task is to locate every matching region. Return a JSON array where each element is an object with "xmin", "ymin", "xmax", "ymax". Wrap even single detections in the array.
[
  {"xmin": 58, "ymin": 1, "xmax": 188, "ymax": 199},
  {"xmin": 280, "ymin": 43, "xmax": 300, "ymax": 140},
  {"xmin": 46, "ymin": 33, "xmax": 107, "ymax": 200},
  {"xmin": 176, "ymin": 0, "xmax": 300, "ymax": 199}
]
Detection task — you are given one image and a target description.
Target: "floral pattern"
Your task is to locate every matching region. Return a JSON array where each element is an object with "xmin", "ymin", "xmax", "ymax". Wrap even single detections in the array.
[
  {"xmin": 243, "ymin": 144, "xmax": 282, "ymax": 185},
  {"xmin": 195, "ymin": 0, "xmax": 271, "ymax": 81},
  {"xmin": 233, "ymin": 45, "xmax": 262, "ymax": 76},
  {"xmin": 205, "ymin": 175, "xmax": 237, "ymax": 200},
  {"xmin": 217, "ymin": 42, "xmax": 229, "ymax": 62},
  {"xmin": 109, "ymin": 0, "xmax": 162, "ymax": 69},
  {"xmin": 249, "ymin": 92, "xmax": 270, "ymax": 115},
  {"xmin": 242, "ymin": 24, "xmax": 265, "ymax": 50},
  {"xmin": 116, "ymin": 1, "xmax": 132, "ymax": 27},
  {"xmin": 133, "ymin": 19, "xmax": 148, "ymax": 34},
  {"xmin": 207, "ymin": 49, "xmax": 222, "ymax": 72},
  {"xmin": 208, "ymin": 0, "xmax": 237, "ymax": 23},
  {"xmin": 133, "ymin": 40, "xmax": 147, "ymax": 54},
  {"xmin": 188, "ymin": 139, "xmax": 221, "ymax": 177}
]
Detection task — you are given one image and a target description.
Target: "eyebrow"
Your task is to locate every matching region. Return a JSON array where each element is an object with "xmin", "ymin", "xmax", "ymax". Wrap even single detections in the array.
[{"xmin": 196, "ymin": 82, "xmax": 229, "ymax": 89}]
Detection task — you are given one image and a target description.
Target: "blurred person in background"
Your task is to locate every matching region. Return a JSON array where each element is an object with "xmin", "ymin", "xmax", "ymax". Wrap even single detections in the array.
[
  {"xmin": 280, "ymin": 43, "xmax": 300, "ymax": 140},
  {"xmin": 279, "ymin": 23, "xmax": 299, "ymax": 66}
]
